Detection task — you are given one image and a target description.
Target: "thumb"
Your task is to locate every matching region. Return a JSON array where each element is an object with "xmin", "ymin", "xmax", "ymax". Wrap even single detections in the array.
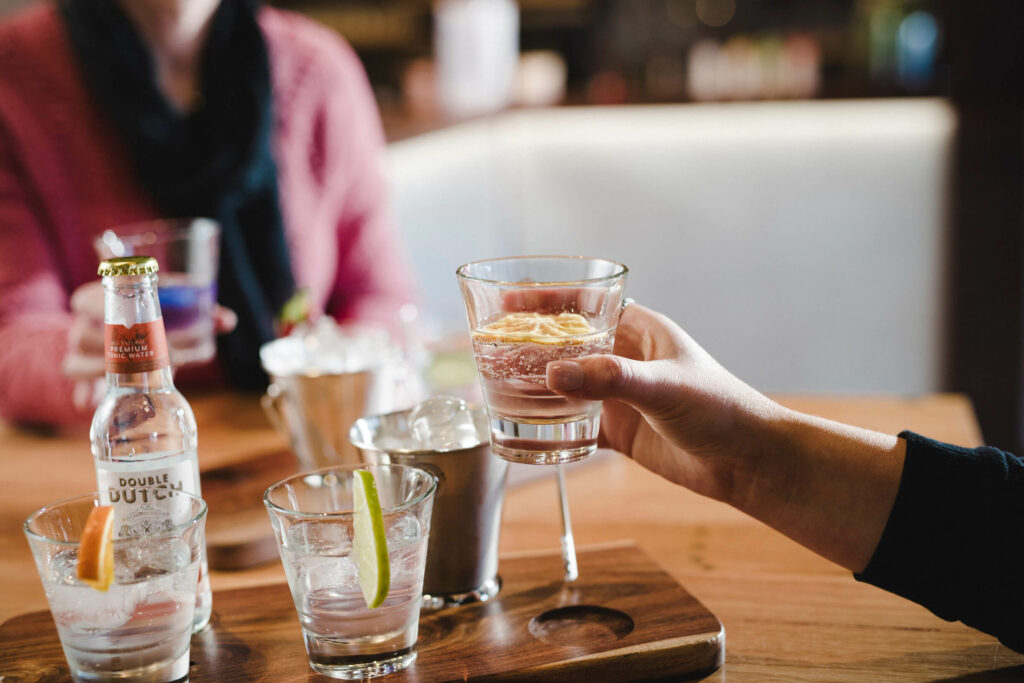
[{"xmin": 547, "ymin": 355, "xmax": 668, "ymax": 412}]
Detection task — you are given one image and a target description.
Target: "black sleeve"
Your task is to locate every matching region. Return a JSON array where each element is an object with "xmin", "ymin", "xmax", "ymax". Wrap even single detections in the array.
[{"xmin": 854, "ymin": 431, "xmax": 1024, "ymax": 652}]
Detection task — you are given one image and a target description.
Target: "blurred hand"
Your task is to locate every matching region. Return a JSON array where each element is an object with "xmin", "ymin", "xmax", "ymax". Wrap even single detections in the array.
[
  {"xmin": 62, "ymin": 280, "xmax": 237, "ymax": 412},
  {"xmin": 63, "ymin": 280, "xmax": 105, "ymax": 383},
  {"xmin": 213, "ymin": 306, "xmax": 237, "ymax": 334},
  {"xmin": 545, "ymin": 302, "xmax": 781, "ymax": 503}
]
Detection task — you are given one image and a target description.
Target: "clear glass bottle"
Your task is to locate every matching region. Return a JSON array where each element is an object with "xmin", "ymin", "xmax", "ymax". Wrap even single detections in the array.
[{"xmin": 90, "ymin": 256, "xmax": 212, "ymax": 633}]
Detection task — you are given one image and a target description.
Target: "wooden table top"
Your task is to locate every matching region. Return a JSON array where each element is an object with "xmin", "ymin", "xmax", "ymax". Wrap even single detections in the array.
[{"xmin": 3, "ymin": 391, "xmax": 1022, "ymax": 681}]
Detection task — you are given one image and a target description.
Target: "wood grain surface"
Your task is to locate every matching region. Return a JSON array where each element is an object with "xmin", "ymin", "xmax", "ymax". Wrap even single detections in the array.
[
  {"xmin": 4, "ymin": 392, "xmax": 1024, "ymax": 681},
  {"xmin": 201, "ymin": 449, "xmax": 300, "ymax": 570},
  {"xmin": 1, "ymin": 543, "xmax": 723, "ymax": 682}
]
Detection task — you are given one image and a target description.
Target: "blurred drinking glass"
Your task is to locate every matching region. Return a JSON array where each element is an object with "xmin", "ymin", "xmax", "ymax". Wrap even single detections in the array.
[{"xmin": 93, "ymin": 218, "xmax": 220, "ymax": 367}]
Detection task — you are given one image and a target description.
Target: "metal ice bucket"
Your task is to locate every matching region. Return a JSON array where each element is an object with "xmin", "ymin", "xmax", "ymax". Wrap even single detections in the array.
[
  {"xmin": 260, "ymin": 325, "xmax": 396, "ymax": 469},
  {"xmin": 349, "ymin": 405, "xmax": 508, "ymax": 607}
]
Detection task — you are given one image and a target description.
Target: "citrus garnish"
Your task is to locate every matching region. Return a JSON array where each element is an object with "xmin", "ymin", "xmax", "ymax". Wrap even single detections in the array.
[
  {"xmin": 77, "ymin": 505, "xmax": 115, "ymax": 591},
  {"xmin": 352, "ymin": 469, "xmax": 390, "ymax": 609},
  {"xmin": 475, "ymin": 311, "xmax": 598, "ymax": 345}
]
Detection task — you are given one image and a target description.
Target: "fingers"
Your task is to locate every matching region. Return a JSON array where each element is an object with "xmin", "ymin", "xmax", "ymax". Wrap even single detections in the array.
[
  {"xmin": 213, "ymin": 305, "xmax": 237, "ymax": 334},
  {"xmin": 547, "ymin": 354, "xmax": 675, "ymax": 415},
  {"xmin": 64, "ymin": 284, "xmax": 106, "ymax": 380},
  {"xmin": 68, "ymin": 315, "xmax": 105, "ymax": 355},
  {"xmin": 608, "ymin": 302, "xmax": 688, "ymax": 362},
  {"xmin": 71, "ymin": 378, "xmax": 105, "ymax": 412},
  {"xmin": 63, "ymin": 352, "xmax": 105, "ymax": 379},
  {"xmin": 69, "ymin": 280, "xmax": 105, "ymax": 319}
]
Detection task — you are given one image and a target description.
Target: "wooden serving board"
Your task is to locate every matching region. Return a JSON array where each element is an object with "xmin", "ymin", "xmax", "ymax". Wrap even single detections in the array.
[
  {"xmin": 201, "ymin": 449, "xmax": 300, "ymax": 570},
  {"xmin": 1, "ymin": 543, "xmax": 723, "ymax": 682}
]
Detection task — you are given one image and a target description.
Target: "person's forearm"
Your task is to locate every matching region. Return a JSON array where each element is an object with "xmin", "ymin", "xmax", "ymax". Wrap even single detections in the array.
[{"xmin": 729, "ymin": 407, "xmax": 906, "ymax": 572}]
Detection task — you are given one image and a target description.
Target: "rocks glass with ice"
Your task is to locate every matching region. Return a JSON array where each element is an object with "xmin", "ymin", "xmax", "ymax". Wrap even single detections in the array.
[
  {"xmin": 263, "ymin": 464, "xmax": 437, "ymax": 679},
  {"xmin": 24, "ymin": 491, "xmax": 207, "ymax": 682},
  {"xmin": 457, "ymin": 256, "xmax": 628, "ymax": 465},
  {"xmin": 94, "ymin": 218, "xmax": 220, "ymax": 367}
]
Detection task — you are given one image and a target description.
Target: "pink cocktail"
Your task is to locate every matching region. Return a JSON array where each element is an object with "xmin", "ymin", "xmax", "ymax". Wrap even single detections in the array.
[{"xmin": 458, "ymin": 257, "xmax": 628, "ymax": 465}]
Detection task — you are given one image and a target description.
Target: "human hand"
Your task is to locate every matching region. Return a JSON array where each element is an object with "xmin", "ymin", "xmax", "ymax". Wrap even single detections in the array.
[
  {"xmin": 63, "ymin": 281, "xmax": 237, "ymax": 411},
  {"xmin": 549, "ymin": 302, "xmax": 907, "ymax": 572},
  {"xmin": 63, "ymin": 282, "xmax": 106, "ymax": 414},
  {"xmin": 545, "ymin": 302, "xmax": 782, "ymax": 503}
]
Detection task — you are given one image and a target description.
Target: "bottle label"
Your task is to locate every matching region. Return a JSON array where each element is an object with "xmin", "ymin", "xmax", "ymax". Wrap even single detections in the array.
[
  {"xmin": 104, "ymin": 319, "xmax": 170, "ymax": 373},
  {"xmin": 97, "ymin": 457, "xmax": 199, "ymax": 538}
]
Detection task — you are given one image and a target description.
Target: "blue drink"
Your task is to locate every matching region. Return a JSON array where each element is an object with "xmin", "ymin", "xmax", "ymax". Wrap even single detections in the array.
[{"xmin": 158, "ymin": 274, "xmax": 216, "ymax": 365}]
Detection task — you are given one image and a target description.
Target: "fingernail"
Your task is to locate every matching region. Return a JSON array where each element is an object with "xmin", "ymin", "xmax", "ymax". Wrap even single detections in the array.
[{"xmin": 547, "ymin": 360, "xmax": 584, "ymax": 391}]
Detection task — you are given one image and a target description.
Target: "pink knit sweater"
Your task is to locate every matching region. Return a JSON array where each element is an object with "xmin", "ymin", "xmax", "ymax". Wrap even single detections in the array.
[{"xmin": 0, "ymin": 3, "xmax": 416, "ymax": 425}]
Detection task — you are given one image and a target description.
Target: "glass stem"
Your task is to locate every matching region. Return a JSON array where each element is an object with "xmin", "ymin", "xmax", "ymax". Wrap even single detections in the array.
[{"xmin": 556, "ymin": 464, "xmax": 578, "ymax": 582}]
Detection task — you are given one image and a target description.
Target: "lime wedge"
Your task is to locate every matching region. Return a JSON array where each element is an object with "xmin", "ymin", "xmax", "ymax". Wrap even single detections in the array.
[{"xmin": 352, "ymin": 469, "xmax": 390, "ymax": 608}]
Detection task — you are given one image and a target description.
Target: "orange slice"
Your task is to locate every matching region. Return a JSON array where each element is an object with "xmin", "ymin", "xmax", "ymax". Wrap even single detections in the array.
[{"xmin": 77, "ymin": 505, "xmax": 115, "ymax": 591}]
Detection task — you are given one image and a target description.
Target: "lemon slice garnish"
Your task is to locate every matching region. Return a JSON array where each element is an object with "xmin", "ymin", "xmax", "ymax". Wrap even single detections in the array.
[{"xmin": 476, "ymin": 312, "xmax": 597, "ymax": 344}]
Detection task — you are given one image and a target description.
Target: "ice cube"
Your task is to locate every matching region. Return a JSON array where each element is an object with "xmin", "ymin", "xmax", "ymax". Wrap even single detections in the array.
[
  {"xmin": 385, "ymin": 517, "xmax": 425, "ymax": 583},
  {"xmin": 287, "ymin": 519, "xmax": 352, "ymax": 556},
  {"xmin": 260, "ymin": 317, "xmax": 396, "ymax": 377},
  {"xmin": 386, "ymin": 515, "xmax": 422, "ymax": 545},
  {"xmin": 51, "ymin": 583, "xmax": 143, "ymax": 632},
  {"xmin": 408, "ymin": 396, "xmax": 483, "ymax": 451},
  {"xmin": 47, "ymin": 547, "xmax": 146, "ymax": 632},
  {"xmin": 290, "ymin": 553, "xmax": 360, "ymax": 595},
  {"xmin": 117, "ymin": 537, "xmax": 190, "ymax": 582}
]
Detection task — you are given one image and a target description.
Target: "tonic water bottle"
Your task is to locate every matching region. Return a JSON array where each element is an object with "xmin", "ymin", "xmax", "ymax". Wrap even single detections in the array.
[{"xmin": 89, "ymin": 256, "xmax": 212, "ymax": 632}]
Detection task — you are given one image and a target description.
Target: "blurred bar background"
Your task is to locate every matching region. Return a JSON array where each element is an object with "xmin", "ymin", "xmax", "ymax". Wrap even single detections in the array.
[{"xmin": 2, "ymin": 0, "xmax": 1020, "ymax": 451}]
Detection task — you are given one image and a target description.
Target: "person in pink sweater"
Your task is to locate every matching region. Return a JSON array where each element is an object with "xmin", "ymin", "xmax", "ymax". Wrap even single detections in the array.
[{"xmin": 0, "ymin": 0, "xmax": 416, "ymax": 426}]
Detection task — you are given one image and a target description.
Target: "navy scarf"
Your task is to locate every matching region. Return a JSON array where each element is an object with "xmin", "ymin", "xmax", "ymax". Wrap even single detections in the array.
[{"xmin": 59, "ymin": 0, "xmax": 294, "ymax": 388}]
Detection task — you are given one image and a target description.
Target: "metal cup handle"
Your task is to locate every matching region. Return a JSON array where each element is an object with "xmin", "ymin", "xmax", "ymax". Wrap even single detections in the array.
[
  {"xmin": 261, "ymin": 381, "xmax": 345, "ymax": 466},
  {"xmin": 261, "ymin": 382, "xmax": 290, "ymax": 440}
]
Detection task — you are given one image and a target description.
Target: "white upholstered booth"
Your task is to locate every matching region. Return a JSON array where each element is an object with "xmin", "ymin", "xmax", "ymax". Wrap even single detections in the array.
[{"xmin": 387, "ymin": 99, "xmax": 956, "ymax": 394}]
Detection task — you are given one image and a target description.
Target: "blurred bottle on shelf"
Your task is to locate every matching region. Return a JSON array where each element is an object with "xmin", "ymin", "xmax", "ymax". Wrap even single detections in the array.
[
  {"xmin": 856, "ymin": 0, "xmax": 940, "ymax": 92},
  {"xmin": 686, "ymin": 32, "xmax": 821, "ymax": 102},
  {"xmin": 434, "ymin": 0, "xmax": 519, "ymax": 117},
  {"xmin": 514, "ymin": 51, "xmax": 568, "ymax": 107},
  {"xmin": 897, "ymin": 10, "xmax": 940, "ymax": 91}
]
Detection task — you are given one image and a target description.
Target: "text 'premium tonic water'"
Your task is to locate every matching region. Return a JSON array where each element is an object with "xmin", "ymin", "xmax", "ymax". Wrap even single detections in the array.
[{"xmin": 90, "ymin": 256, "xmax": 212, "ymax": 632}]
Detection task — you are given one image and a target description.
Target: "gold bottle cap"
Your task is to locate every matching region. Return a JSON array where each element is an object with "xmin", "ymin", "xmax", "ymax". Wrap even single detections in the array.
[{"xmin": 97, "ymin": 256, "xmax": 160, "ymax": 277}]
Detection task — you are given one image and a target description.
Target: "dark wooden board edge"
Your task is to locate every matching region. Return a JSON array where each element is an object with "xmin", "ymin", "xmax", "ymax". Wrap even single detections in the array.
[{"xmin": 1, "ymin": 543, "xmax": 724, "ymax": 682}]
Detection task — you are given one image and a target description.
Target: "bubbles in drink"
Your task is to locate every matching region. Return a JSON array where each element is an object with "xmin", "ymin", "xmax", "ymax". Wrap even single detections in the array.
[
  {"xmin": 472, "ymin": 312, "xmax": 611, "ymax": 381},
  {"xmin": 470, "ymin": 311, "xmax": 613, "ymax": 460},
  {"xmin": 471, "ymin": 311, "xmax": 613, "ymax": 414}
]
